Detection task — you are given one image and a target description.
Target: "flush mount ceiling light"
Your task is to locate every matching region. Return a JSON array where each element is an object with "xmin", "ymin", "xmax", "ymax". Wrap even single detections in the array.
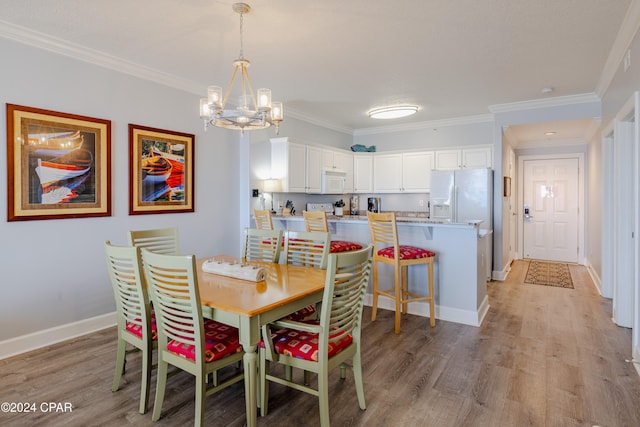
[
  {"xmin": 368, "ymin": 105, "xmax": 419, "ymax": 120},
  {"xmin": 199, "ymin": 3, "xmax": 283, "ymax": 135}
]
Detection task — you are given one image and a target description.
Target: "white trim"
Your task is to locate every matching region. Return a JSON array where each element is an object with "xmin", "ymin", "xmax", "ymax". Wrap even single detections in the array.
[
  {"xmin": 492, "ymin": 264, "xmax": 511, "ymax": 281},
  {"xmin": 489, "ymin": 93, "xmax": 600, "ymax": 114},
  {"xmin": 0, "ymin": 312, "xmax": 116, "ymax": 360},
  {"xmin": 586, "ymin": 259, "xmax": 604, "ymax": 296}
]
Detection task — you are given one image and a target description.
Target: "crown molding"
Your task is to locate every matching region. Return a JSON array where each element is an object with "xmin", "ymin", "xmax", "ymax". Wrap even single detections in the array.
[
  {"xmin": 595, "ymin": 0, "xmax": 640, "ymax": 97},
  {"xmin": 284, "ymin": 108, "xmax": 354, "ymax": 135},
  {"xmin": 489, "ymin": 93, "xmax": 601, "ymax": 114},
  {"xmin": 0, "ymin": 19, "xmax": 202, "ymax": 94},
  {"xmin": 352, "ymin": 114, "xmax": 494, "ymax": 136}
]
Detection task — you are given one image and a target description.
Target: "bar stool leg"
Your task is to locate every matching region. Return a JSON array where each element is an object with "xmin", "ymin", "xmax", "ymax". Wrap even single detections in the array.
[
  {"xmin": 428, "ymin": 258, "xmax": 436, "ymax": 327},
  {"xmin": 401, "ymin": 265, "xmax": 409, "ymax": 314},
  {"xmin": 371, "ymin": 260, "xmax": 379, "ymax": 321},
  {"xmin": 394, "ymin": 263, "xmax": 402, "ymax": 334}
]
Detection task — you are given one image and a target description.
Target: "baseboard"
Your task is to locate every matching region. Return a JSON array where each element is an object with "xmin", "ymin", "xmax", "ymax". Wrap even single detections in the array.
[
  {"xmin": 585, "ymin": 260, "xmax": 603, "ymax": 295},
  {"xmin": 364, "ymin": 294, "xmax": 486, "ymax": 327},
  {"xmin": 0, "ymin": 312, "xmax": 116, "ymax": 360},
  {"xmin": 492, "ymin": 264, "xmax": 511, "ymax": 281}
]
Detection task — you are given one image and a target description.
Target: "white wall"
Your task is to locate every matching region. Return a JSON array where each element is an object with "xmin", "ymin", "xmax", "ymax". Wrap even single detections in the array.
[{"xmin": 0, "ymin": 38, "xmax": 243, "ymax": 341}]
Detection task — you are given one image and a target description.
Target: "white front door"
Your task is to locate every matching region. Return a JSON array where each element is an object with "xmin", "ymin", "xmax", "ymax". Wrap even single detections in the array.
[{"xmin": 522, "ymin": 157, "xmax": 580, "ymax": 263}]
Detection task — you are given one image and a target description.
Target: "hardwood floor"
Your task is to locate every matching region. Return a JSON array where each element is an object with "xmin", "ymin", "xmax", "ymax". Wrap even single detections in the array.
[{"xmin": 2, "ymin": 260, "xmax": 640, "ymax": 426}]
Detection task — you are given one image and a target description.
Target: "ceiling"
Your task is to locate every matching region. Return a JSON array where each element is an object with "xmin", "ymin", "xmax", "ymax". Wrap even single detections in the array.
[{"xmin": 0, "ymin": 0, "xmax": 634, "ymax": 139}]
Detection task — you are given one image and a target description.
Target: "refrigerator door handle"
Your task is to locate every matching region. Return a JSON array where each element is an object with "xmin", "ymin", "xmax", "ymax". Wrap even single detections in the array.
[{"xmin": 453, "ymin": 185, "xmax": 458, "ymax": 222}]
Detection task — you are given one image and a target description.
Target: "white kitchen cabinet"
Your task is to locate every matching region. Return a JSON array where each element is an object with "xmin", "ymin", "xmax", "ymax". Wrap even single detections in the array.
[
  {"xmin": 373, "ymin": 151, "xmax": 434, "ymax": 193},
  {"xmin": 353, "ymin": 154, "xmax": 373, "ymax": 193},
  {"xmin": 322, "ymin": 148, "xmax": 354, "ymax": 192},
  {"xmin": 306, "ymin": 145, "xmax": 322, "ymax": 193},
  {"xmin": 373, "ymin": 153, "xmax": 403, "ymax": 192},
  {"xmin": 402, "ymin": 151, "xmax": 434, "ymax": 192},
  {"xmin": 271, "ymin": 137, "xmax": 322, "ymax": 193},
  {"xmin": 434, "ymin": 146, "xmax": 492, "ymax": 170}
]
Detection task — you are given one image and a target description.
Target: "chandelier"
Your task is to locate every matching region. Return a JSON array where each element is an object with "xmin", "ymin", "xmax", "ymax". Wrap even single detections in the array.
[{"xmin": 199, "ymin": 3, "xmax": 283, "ymax": 134}]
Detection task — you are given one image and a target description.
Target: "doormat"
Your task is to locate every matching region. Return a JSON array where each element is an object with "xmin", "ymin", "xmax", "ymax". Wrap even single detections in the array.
[{"xmin": 524, "ymin": 261, "xmax": 574, "ymax": 288}]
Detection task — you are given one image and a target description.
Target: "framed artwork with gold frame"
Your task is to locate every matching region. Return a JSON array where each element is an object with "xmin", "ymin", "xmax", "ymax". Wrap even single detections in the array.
[
  {"xmin": 6, "ymin": 104, "xmax": 111, "ymax": 221},
  {"xmin": 128, "ymin": 124, "xmax": 194, "ymax": 215}
]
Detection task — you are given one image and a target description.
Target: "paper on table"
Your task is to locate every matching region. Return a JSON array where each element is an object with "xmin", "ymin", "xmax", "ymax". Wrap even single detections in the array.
[{"xmin": 202, "ymin": 260, "xmax": 266, "ymax": 282}]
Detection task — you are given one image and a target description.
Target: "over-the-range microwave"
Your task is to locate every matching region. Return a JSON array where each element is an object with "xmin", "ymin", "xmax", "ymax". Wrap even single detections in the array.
[{"xmin": 321, "ymin": 170, "xmax": 346, "ymax": 194}]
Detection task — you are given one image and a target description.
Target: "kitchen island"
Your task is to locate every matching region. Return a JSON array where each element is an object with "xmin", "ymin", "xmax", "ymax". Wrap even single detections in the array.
[{"xmin": 268, "ymin": 214, "xmax": 491, "ymax": 327}]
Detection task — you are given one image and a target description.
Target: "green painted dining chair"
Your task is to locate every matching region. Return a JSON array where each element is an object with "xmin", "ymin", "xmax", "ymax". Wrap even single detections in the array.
[
  {"xmin": 241, "ymin": 228, "xmax": 283, "ymax": 263},
  {"xmin": 141, "ymin": 249, "xmax": 244, "ymax": 426},
  {"xmin": 259, "ymin": 244, "xmax": 373, "ymax": 426},
  {"xmin": 104, "ymin": 241, "xmax": 156, "ymax": 414},
  {"xmin": 281, "ymin": 230, "xmax": 331, "ymax": 323},
  {"xmin": 283, "ymin": 230, "xmax": 331, "ymax": 269},
  {"xmin": 128, "ymin": 227, "xmax": 179, "ymax": 255}
]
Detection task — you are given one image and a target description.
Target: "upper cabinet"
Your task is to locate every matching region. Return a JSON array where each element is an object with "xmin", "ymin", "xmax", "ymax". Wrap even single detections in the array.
[
  {"xmin": 402, "ymin": 151, "xmax": 435, "ymax": 192},
  {"xmin": 373, "ymin": 153, "xmax": 403, "ymax": 192},
  {"xmin": 306, "ymin": 145, "xmax": 323, "ymax": 193},
  {"xmin": 373, "ymin": 151, "xmax": 434, "ymax": 193},
  {"xmin": 434, "ymin": 146, "xmax": 493, "ymax": 170},
  {"xmin": 353, "ymin": 154, "xmax": 373, "ymax": 193},
  {"xmin": 271, "ymin": 138, "xmax": 307, "ymax": 192}
]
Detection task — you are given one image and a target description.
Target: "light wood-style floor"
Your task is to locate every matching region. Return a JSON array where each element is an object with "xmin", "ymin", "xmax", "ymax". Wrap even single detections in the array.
[{"xmin": 2, "ymin": 260, "xmax": 640, "ymax": 426}]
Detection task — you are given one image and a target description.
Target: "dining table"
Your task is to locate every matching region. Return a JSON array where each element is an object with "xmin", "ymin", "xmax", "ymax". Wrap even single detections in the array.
[{"xmin": 196, "ymin": 256, "xmax": 326, "ymax": 427}]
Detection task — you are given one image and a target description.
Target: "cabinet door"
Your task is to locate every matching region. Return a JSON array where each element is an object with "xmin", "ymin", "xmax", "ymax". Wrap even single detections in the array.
[
  {"xmin": 402, "ymin": 151, "xmax": 434, "ymax": 192},
  {"xmin": 353, "ymin": 154, "xmax": 373, "ymax": 193},
  {"xmin": 373, "ymin": 153, "xmax": 402, "ymax": 192},
  {"xmin": 334, "ymin": 150, "xmax": 354, "ymax": 192},
  {"xmin": 287, "ymin": 142, "xmax": 307, "ymax": 193},
  {"xmin": 306, "ymin": 145, "xmax": 323, "ymax": 193},
  {"xmin": 321, "ymin": 149, "xmax": 334, "ymax": 170},
  {"xmin": 462, "ymin": 146, "xmax": 492, "ymax": 168},
  {"xmin": 434, "ymin": 150, "xmax": 461, "ymax": 170}
]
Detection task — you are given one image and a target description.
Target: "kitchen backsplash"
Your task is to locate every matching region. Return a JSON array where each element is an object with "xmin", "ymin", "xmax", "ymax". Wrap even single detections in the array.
[{"xmin": 252, "ymin": 192, "xmax": 430, "ymax": 215}]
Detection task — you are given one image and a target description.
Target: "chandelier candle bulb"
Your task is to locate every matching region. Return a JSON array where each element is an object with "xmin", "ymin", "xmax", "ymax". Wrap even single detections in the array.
[
  {"xmin": 257, "ymin": 88, "xmax": 272, "ymax": 110},
  {"xmin": 207, "ymin": 86, "xmax": 223, "ymax": 107}
]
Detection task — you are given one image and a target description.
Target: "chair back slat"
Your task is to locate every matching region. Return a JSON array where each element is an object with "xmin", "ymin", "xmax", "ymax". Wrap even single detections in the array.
[
  {"xmin": 142, "ymin": 249, "xmax": 205, "ymax": 363},
  {"xmin": 303, "ymin": 210, "xmax": 329, "ymax": 232},
  {"xmin": 320, "ymin": 245, "xmax": 373, "ymax": 346},
  {"xmin": 254, "ymin": 209, "xmax": 274, "ymax": 230},
  {"xmin": 128, "ymin": 227, "xmax": 179, "ymax": 255},
  {"xmin": 105, "ymin": 241, "xmax": 151, "ymax": 338},
  {"xmin": 284, "ymin": 230, "xmax": 331, "ymax": 269},
  {"xmin": 367, "ymin": 212, "xmax": 399, "ymax": 249},
  {"xmin": 242, "ymin": 228, "xmax": 283, "ymax": 263}
]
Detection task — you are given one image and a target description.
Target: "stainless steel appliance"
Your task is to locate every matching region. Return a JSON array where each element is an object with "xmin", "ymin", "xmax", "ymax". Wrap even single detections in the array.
[
  {"xmin": 367, "ymin": 197, "xmax": 381, "ymax": 213},
  {"xmin": 350, "ymin": 195, "xmax": 359, "ymax": 215},
  {"xmin": 306, "ymin": 202, "xmax": 334, "ymax": 214}
]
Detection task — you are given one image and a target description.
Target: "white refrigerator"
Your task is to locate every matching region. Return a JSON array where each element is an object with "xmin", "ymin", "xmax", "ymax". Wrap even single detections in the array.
[{"xmin": 430, "ymin": 168, "xmax": 493, "ymax": 232}]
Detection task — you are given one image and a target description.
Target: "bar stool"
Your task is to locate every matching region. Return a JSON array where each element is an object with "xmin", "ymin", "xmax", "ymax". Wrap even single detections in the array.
[
  {"xmin": 254, "ymin": 209, "xmax": 274, "ymax": 230},
  {"xmin": 367, "ymin": 211, "xmax": 436, "ymax": 334},
  {"xmin": 302, "ymin": 210, "xmax": 362, "ymax": 253}
]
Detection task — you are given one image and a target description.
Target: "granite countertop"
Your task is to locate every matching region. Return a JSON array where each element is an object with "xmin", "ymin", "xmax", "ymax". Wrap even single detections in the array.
[{"xmin": 272, "ymin": 212, "xmax": 481, "ymax": 227}]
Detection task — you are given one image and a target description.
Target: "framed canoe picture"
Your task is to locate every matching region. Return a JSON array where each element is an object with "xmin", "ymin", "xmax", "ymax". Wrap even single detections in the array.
[
  {"xmin": 128, "ymin": 124, "xmax": 194, "ymax": 215},
  {"xmin": 6, "ymin": 104, "xmax": 111, "ymax": 221}
]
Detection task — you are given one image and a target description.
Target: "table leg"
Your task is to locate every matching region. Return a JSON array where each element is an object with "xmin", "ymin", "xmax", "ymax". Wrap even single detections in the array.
[{"xmin": 242, "ymin": 345, "xmax": 258, "ymax": 427}]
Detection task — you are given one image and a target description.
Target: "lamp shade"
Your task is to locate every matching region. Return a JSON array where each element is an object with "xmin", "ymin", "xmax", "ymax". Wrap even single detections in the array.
[{"xmin": 263, "ymin": 178, "xmax": 281, "ymax": 193}]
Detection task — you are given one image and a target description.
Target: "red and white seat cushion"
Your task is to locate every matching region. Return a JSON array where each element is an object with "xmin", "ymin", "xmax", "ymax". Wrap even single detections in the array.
[
  {"xmin": 166, "ymin": 320, "xmax": 242, "ymax": 363},
  {"xmin": 126, "ymin": 310, "xmax": 158, "ymax": 341},
  {"xmin": 260, "ymin": 320, "xmax": 352, "ymax": 362},
  {"xmin": 377, "ymin": 245, "xmax": 435, "ymax": 260},
  {"xmin": 329, "ymin": 240, "xmax": 363, "ymax": 253}
]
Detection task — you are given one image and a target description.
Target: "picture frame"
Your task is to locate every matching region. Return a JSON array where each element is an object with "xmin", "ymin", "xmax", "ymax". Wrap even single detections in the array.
[
  {"xmin": 6, "ymin": 104, "xmax": 111, "ymax": 221},
  {"xmin": 503, "ymin": 176, "xmax": 512, "ymax": 197},
  {"xmin": 128, "ymin": 124, "xmax": 194, "ymax": 215}
]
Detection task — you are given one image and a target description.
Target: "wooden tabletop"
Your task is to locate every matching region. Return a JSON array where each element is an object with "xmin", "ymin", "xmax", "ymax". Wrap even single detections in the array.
[{"xmin": 197, "ymin": 257, "xmax": 326, "ymax": 317}]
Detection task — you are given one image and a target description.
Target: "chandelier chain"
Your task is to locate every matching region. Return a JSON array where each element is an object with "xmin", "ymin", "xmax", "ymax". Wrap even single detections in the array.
[{"xmin": 238, "ymin": 10, "xmax": 244, "ymax": 60}]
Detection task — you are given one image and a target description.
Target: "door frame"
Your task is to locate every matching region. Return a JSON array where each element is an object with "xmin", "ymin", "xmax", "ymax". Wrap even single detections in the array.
[{"xmin": 517, "ymin": 153, "xmax": 585, "ymax": 264}]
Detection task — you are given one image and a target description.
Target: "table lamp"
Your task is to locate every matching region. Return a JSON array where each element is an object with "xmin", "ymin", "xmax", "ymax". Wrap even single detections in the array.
[{"xmin": 263, "ymin": 178, "xmax": 281, "ymax": 214}]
